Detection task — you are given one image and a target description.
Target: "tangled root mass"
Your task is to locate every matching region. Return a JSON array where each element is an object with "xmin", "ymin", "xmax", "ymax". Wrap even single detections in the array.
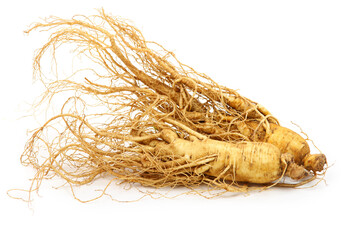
[{"xmin": 19, "ymin": 9, "xmax": 321, "ymax": 201}]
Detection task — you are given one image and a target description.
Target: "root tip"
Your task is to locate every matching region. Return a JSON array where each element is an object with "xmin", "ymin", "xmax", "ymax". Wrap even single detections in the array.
[{"xmin": 304, "ymin": 154, "xmax": 327, "ymax": 172}]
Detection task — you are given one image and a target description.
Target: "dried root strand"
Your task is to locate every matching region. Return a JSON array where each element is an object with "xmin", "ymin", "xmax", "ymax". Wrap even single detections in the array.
[{"xmin": 27, "ymin": 9, "xmax": 277, "ymax": 142}]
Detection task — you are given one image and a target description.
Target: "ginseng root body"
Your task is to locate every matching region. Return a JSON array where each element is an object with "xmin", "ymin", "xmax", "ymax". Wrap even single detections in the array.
[
  {"xmin": 150, "ymin": 129, "xmax": 308, "ymax": 184},
  {"xmin": 240, "ymin": 122, "xmax": 327, "ymax": 172}
]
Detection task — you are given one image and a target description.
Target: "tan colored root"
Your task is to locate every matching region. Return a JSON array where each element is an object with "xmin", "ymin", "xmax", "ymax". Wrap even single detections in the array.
[
  {"xmin": 20, "ymin": 95, "xmax": 313, "ymax": 201},
  {"xmin": 237, "ymin": 121, "xmax": 327, "ymax": 173},
  {"xmin": 26, "ymin": 9, "xmax": 277, "ymax": 143},
  {"xmin": 19, "ymin": 9, "xmax": 322, "ymax": 201},
  {"xmin": 20, "ymin": 89, "xmax": 254, "ymax": 200}
]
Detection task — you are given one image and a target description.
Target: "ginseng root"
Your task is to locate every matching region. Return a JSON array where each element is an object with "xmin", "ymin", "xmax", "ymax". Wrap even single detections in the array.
[
  {"xmin": 238, "ymin": 121, "xmax": 327, "ymax": 172},
  {"xmin": 150, "ymin": 129, "xmax": 308, "ymax": 183},
  {"xmin": 18, "ymin": 10, "xmax": 326, "ymax": 201}
]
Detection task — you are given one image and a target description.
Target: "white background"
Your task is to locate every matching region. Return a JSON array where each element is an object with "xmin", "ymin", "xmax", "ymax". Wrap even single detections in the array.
[{"xmin": 1, "ymin": 0, "xmax": 359, "ymax": 239}]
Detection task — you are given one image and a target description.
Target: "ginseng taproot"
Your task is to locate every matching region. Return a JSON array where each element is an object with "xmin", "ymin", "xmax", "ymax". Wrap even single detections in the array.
[{"xmin": 19, "ymin": 10, "xmax": 326, "ymax": 201}]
